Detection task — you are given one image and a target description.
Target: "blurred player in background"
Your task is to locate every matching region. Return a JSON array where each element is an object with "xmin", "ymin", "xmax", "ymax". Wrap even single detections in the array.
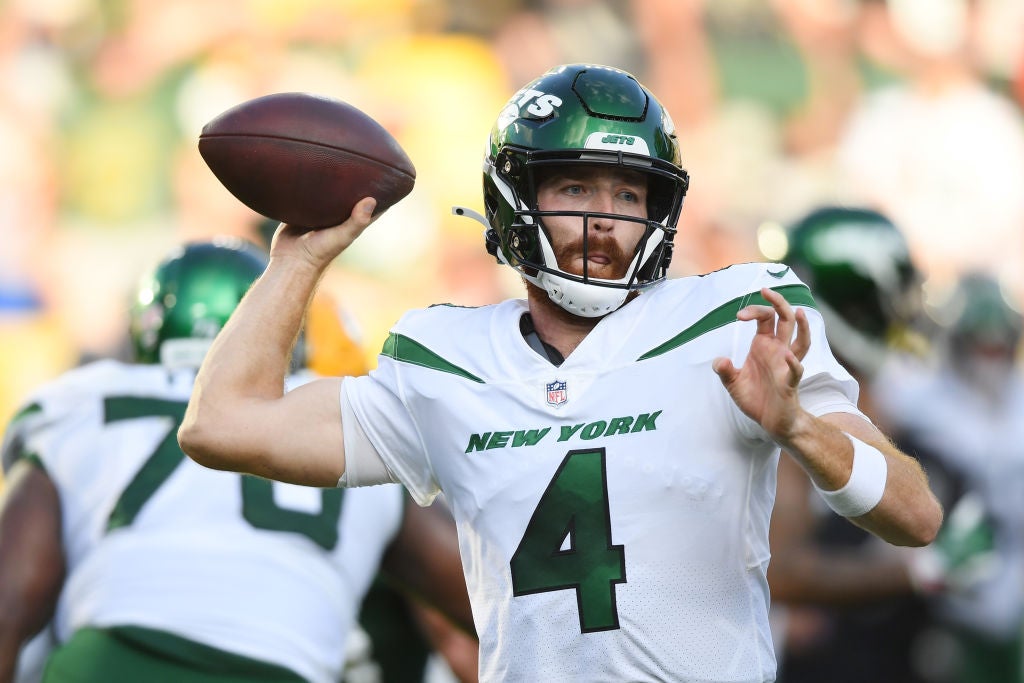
[
  {"xmin": 767, "ymin": 207, "xmax": 1015, "ymax": 683},
  {"xmin": 765, "ymin": 206, "xmax": 942, "ymax": 683},
  {"xmin": 0, "ymin": 238, "xmax": 474, "ymax": 683},
  {"xmin": 873, "ymin": 271, "xmax": 1024, "ymax": 683}
]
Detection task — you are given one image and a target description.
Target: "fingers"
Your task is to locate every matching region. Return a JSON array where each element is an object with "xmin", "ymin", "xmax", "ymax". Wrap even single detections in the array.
[
  {"xmin": 736, "ymin": 301, "xmax": 778, "ymax": 340},
  {"xmin": 762, "ymin": 287, "xmax": 796, "ymax": 343},
  {"xmin": 737, "ymin": 288, "xmax": 807, "ymax": 350},
  {"xmin": 302, "ymin": 197, "xmax": 377, "ymax": 232},
  {"xmin": 352, "ymin": 196, "xmax": 378, "ymax": 225},
  {"xmin": 792, "ymin": 307, "xmax": 811, "ymax": 360},
  {"xmin": 322, "ymin": 197, "xmax": 378, "ymax": 243},
  {"xmin": 712, "ymin": 356, "xmax": 737, "ymax": 384},
  {"xmin": 337, "ymin": 196, "xmax": 378, "ymax": 246},
  {"xmin": 785, "ymin": 349, "xmax": 804, "ymax": 388},
  {"xmin": 276, "ymin": 197, "xmax": 379, "ymax": 269}
]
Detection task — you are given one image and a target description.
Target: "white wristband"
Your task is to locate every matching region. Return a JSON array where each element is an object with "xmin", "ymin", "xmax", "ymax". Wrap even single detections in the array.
[{"xmin": 814, "ymin": 433, "xmax": 888, "ymax": 517}]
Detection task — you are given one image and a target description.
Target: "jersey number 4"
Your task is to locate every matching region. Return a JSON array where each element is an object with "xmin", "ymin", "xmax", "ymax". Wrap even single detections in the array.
[
  {"xmin": 510, "ymin": 448, "xmax": 626, "ymax": 633},
  {"xmin": 103, "ymin": 397, "xmax": 343, "ymax": 550}
]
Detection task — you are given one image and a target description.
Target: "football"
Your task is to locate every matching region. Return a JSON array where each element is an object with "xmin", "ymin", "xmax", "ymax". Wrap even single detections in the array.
[{"xmin": 198, "ymin": 92, "xmax": 416, "ymax": 229}]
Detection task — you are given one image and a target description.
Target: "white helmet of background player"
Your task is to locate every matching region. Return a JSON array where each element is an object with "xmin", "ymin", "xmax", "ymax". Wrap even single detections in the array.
[{"xmin": 474, "ymin": 64, "xmax": 689, "ymax": 318}]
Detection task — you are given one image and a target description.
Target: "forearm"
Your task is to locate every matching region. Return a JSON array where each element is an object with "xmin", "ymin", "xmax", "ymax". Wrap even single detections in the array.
[
  {"xmin": 202, "ymin": 255, "xmax": 319, "ymax": 398},
  {"xmin": 778, "ymin": 411, "xmax": 943, "ymax": 547},
  {"xmin": 0, "ymin": 638, "xmax": 19, "ymax": 683},
  {"xmin": 0, "ymin": 463, "xmax": 63, "ymax": 683},
  {"xmin": 181, "ymin": 203, "xmax": 377, "ymax": 485},
  {"xmin": 180, "ymin": 255, "xmax": 321, "ymax": 469},
  {"xmin": 768, "ymin": 547, "xmax": 914, "ymax": 605},
  {"xmin": 0, "ymin": 620, "xmax": 39, "ymax": 683}
]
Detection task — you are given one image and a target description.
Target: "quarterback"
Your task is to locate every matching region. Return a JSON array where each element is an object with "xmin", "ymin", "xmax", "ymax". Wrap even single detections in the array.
[{"xmin": 181, "ymin": 64, "xmax": 942, "ymax": 682}]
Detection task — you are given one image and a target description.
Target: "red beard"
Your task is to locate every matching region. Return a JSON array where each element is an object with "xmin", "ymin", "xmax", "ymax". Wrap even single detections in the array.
[{"xmin": 553, "ymin": 233, "xmax": 633, "ymax": 280}]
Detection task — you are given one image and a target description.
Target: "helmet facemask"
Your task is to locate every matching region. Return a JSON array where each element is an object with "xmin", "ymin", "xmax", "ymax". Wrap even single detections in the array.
[{"xmin": 485, "ymin": 147, "xmax": 686, "ymax": 317}]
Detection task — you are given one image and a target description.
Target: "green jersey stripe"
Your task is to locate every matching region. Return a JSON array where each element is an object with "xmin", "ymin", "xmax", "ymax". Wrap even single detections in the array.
[
  {"xmin": 381, "ymin": 332, "xmax": 485, "ymax": 383},
  {"xmin": 637, "ymin": 284, "xmax": 817, "ymax": 361},
  {"xmin": 7, "ymin": 402, "xmax": 42, "ymax": 428}
]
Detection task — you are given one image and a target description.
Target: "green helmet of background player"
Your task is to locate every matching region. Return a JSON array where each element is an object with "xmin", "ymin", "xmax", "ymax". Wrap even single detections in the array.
[
  {"xmin": 779, "ymin": 206, "xmax": 924, "ymax": 376},
  {"xmin": 130, "ymin": 238, "xmax": 268, "ymax": 367},
  {"xmin": 478, "ymin": 63, "xmax": 690, "ymax": 318},
  {"xmin": 946, "ymin": 272, "xmax": 1023, "ymax": 353},
  {"xmin": 944, "ymin": 273, "xmax": 1023, "ymax": 396}
]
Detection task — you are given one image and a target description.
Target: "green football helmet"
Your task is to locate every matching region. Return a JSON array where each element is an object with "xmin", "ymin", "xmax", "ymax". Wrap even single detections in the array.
[
  {"xmin": 467, "ymin": 64, "xmax": 689, "ymax": 317},
  {"xmin": 946, "ymin": 272, "xmax": 1023, "ymax": 353},
  {"xmin": 779, "ymin": 206, "xmax": 923, "ymax": 375},
  {"xmin": 130, "ymin": 238, "xmax": 268, "ymax": 367}
]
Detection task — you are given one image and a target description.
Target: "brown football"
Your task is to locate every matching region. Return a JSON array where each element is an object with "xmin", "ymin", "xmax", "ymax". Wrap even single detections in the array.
[{"xmin": 198, "ymin": 92, "xmax": 416, "ymax": 229}]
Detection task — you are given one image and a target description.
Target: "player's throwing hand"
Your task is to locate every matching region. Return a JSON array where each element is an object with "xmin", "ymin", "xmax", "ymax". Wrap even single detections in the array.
[{"xmin": 268, "ymin": 197, "xmax": 378, "ymax": 273}]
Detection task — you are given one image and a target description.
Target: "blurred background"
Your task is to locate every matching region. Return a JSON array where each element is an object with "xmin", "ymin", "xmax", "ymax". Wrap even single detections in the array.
[{"xmin": 2, "ymin": 0, "xmax": 1024, "ymax": 424}]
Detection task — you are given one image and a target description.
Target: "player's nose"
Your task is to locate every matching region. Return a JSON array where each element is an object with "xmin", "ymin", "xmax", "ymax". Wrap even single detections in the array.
[{"xmin": 587, "ymin": 191, "xmax": 617, "ymax": 231}]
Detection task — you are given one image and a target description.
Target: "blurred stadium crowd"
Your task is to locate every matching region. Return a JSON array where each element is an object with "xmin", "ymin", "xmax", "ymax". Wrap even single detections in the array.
[
  {"xmin": 3, "ymin": 0, "xmax": 1024, "ymax": 411},
  {"xmin": 3, "ymin": 0, "xmax": 1024, "ymax": 681}
]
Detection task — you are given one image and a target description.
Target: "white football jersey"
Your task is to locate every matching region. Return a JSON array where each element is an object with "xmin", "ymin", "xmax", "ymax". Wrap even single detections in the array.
[
  {"xmin": 1, "ymin": 360, "xmax": 404, "ymax": 683},
  {"xmin": 344, "ymin": 263, "xmax": 860, "ymax": 683},
  {"xmin": 874, "ymin": 360, "xmax": 1024, "ymax": 640}
]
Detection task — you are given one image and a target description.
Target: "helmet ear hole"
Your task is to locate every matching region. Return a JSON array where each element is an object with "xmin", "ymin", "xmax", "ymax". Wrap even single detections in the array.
[
  {"xmin": 484, "ymin": 183, "xmax": 499, "ymax": 222},
  {"xmin": 508, "ymin": 226, "xmax": 539, "ymax": 264}
]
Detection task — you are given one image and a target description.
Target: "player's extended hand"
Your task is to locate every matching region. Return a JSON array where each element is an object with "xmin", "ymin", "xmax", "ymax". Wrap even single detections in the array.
[
  {"xmin": 268, "ymin": 196, "xmax": 378, "ymax": 272},
  {"xmin": 712, "ymin": 287, "xmax": 812, "ymax": 442}
]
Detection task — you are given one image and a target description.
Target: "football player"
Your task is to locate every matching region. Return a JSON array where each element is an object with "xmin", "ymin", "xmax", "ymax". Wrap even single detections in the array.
[
  {"xmin": 764, "ymin": 206, "xmax": 943, "ymax": 683},
  {"xmin": 874, "ymin": 271, "xmax": 1024, "ymax": 683},
  {"xmin": 0, "ymin": 239, "xmax": 472, "ymax": 683},
  {"xmin": 180, "ymin": 64, "xmax": 942, "ymax": 682}
]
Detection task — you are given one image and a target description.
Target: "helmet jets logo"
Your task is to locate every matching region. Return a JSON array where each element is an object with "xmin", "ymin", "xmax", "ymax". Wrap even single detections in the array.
[
  {"xmin": 602, "ymin": 134, "xmax": 634, "ymax": 145},
  {"xmin": 585, "ymin": 132, "xmax": 651, "ymax": 156},
  {"xmin": 521, "ymin": 90, "xmax": 563, "ymax": 117},
  {"xmin": 498, "ymin": 89, "xmax": 564, "ymax": 129}
]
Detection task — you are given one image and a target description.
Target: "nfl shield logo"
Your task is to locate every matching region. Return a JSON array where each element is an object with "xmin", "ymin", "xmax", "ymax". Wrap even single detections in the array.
[{"xmin": 546, "ymin": 380, "xmax": 568, "ymax": 407}]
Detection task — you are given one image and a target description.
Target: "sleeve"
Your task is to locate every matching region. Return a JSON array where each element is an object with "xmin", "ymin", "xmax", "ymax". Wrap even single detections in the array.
[
  {"xmin": 796, "ymin": 305, "xmax": 863, "ymax": 416},
  {"xmin": 2, "ymin": 402, "xmax": 50, "ymax": 474},
  {"xmin": 338, "ymin": 382, "xmax": 399, "ymax": 488},
  {"xmin": 340, "ymin": 359, "xmax": 441, "ymax": 506}
]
